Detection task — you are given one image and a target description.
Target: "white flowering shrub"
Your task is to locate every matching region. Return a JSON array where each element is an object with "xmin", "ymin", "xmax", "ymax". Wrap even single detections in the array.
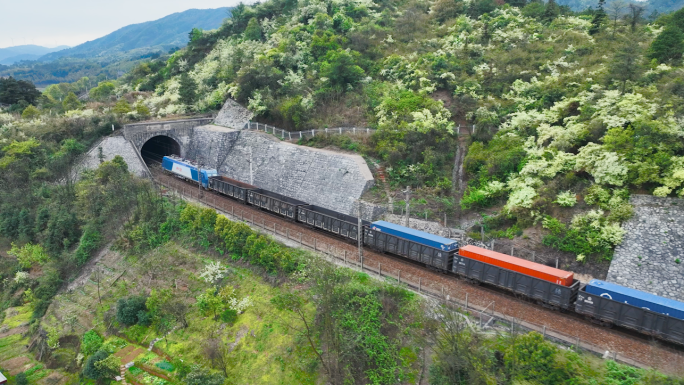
[
  {"xmin": 555, "ymin": 191, "xmax": 577, "ymax": 207},
  {"xmin": 575, "ymin": 143, "xmax": 628, "ymax": 186},
  {"xmin": 14, "ymin": 271, "xmax": 30, "ymax": 284},
  {"xmin": 198, "ymin": 261, "xmax": 228, "ymax": 284}
]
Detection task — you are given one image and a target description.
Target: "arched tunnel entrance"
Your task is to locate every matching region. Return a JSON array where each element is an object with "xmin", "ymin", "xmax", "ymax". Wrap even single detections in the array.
[{"xmin": 140, "ymin": 136, "xmax": 181, "ymax": 165}]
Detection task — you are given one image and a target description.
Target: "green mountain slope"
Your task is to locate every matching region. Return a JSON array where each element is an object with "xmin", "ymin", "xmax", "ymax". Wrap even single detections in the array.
[
  {"xmin": 40, "ymin": 8, "xmax": 232, "ymax": 61},
  {"xmin": 124, "ymin": 0, "xmax": 684, "ymax": 264}
]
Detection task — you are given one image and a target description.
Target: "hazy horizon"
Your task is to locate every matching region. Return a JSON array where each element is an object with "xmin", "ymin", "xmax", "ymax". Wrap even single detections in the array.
[{"xmin": 0, "ymin": 1, "xmax": 242, "ymax": 49}]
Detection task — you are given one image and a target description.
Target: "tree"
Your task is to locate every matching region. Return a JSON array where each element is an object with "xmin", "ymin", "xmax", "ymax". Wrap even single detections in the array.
[
  {"xmin": 271, "ymin": 291, "xmax": 331, "ymax": 377},
  {"xmin": 0, "ymin": 77, "xmax": 41, "ymax": 105},
  {"xmin": 81, "ymin": 330, "xmax": 104, "ymax": 356},
  {"xmin": 178, "ymin": 73, "xmax": 197, "ymax": 105},
  {"xmin": 116, "ymin": 296, "xmax": 148, "ymax": 326},
  {"xmin": 203, "ymin": 337, "xmax": 231, "ymax": 377},
  {"xmin": 62, "ymin": 92, "xmax": 81, "ymax": 111},
  {"xmin": 196, "ymin": 288, "xmax": 222, "ymax": 319},
  {"xmin": 429, "ymin": 306, "xmax": 494, "ymax": 385},
  {"xmin": 607, "ymin": 0, "xmax": 626, "ymax": 38},
  {"xmin": 21, "ymin": 105, "xmax": 40, "ymax": 120},
  {"xmin": 542, "ymin": 0, "xmax": 560, "ymax": 23},
  {"xmin": 627, "ymin": 3, "xmax": 645, "ymax": 32},
  {"xmin": 89, "ymin": 81, "xmax": 115, "ymax": 101},
  {"xmin": 609, "ymin": 43, "xmax": 643, "ymax": 93},
  {"xmin": 504, "ymin": 332, "xmax": 570, "ymax": 384},
  {"xmin": 589, "ymin": 0, "xmax": 606, "ymax": 35},
  {"xmin": 320, "ymin": 50, "xmax": 365, "ymax": 91},
  {"xmin": 244, "ymin": 17, "xmax": 262, "ymax": 41},
  {"xmin": 112, "ymin": 99, "xmax": 131, "ymax": 114},
  {"xmin": 83, "ymin": 350, "xmax": 118, "ymax": 380},
  {"xmin": 648, "ymin": 25, "xmax": 684, "ymax": 64}
]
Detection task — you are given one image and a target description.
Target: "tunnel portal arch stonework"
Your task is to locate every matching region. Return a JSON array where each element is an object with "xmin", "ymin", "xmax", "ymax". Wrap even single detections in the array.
[{"xmin": 123, "ymin": 118, "xmax": 213, "ymax": 156}]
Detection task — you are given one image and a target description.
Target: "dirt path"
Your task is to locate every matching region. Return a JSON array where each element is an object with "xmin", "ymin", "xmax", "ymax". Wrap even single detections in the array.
[{"xmin": 154, "ymin": 171, "xmax": 684, "ymax": 375}]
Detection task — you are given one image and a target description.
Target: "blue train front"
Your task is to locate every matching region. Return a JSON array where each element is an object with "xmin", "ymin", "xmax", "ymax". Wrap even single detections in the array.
[{"xmin": 162, "ymin": 156, "xmax": 217, "ymax": 188}]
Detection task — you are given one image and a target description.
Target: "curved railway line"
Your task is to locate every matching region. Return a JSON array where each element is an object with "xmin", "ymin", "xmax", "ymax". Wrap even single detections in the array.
[{"xmin": 148, "ymin": 166, "xmax": 684, "ymax": 375}]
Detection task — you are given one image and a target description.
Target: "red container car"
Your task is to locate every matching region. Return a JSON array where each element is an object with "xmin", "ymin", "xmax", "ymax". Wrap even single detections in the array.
[{"xmin": 458, "ymin": 245, "xmax": 574, "ymax": 286}]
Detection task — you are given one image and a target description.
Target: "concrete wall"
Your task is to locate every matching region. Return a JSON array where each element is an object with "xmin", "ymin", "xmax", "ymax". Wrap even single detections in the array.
[{"xmin": 192, "ymin": 125, "xmax": 374, "ymax": 215}]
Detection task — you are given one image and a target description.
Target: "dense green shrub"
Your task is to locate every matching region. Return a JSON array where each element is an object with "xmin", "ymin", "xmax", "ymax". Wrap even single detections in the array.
[
  {"xmin": 81, "ymin": 330, "xmax": 104, "ymax": 356},
  {"xmin": 116, "ymin": 296, "xmax": 149, "ymax": 326}
]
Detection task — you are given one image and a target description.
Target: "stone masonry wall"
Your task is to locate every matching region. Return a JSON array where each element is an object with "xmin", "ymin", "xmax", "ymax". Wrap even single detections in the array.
[
  {"xmin": 192, "ymin": 125, "xmax": 374, "ymax": 215},
  {"xmin": 606, "ymin": 195, "xmax": 684, "ymax": 301},
  {"xmin": 73, "ymin": 136, "xmax": 148, "ymax": 178}
]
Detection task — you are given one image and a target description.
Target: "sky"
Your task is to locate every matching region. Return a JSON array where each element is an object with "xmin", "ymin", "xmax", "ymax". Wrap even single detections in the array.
[{"xmin": 0, "ymin": 0, "xmax": 243, "ymax": 49}]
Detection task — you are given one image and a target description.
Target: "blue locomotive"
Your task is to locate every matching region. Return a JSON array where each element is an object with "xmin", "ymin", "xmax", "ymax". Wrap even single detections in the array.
[{"xmin": 162, "ymin": 156, "xmax": 217, "ymax": 188}]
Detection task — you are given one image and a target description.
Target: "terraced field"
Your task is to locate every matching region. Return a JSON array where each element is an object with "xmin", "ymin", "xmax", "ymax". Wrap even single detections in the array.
[{"xmin": 0, "ymin": 306, "xmax": 70, "ymax": 384}]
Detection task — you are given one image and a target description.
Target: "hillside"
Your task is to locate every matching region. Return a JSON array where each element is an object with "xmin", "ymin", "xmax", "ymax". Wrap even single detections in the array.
[
  {"xmin": 115, "ymin": 0, "xmax": 684, "ymax": 271},
  {"xmin": 39, "ymin": 8, "xmax": 232, "ymax": 61},
  {"xmin": 0, "ymin": 45, "xmax": 69, "ymax": 65}
]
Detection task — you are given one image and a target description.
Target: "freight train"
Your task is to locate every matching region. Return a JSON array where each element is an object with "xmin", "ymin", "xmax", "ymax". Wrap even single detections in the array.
[{"xmin": 162, "ymin": 155, "xmax": 684, "ymax": 346}]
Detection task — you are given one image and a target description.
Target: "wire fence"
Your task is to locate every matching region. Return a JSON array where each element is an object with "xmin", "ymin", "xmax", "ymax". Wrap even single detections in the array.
[
  {"xmin": 154, "ymin": 176, "xmax": 653, "ymax": 371},
  {"xmin": 243, "ymin": 121, "xmax": 376, "ymax": 140}
]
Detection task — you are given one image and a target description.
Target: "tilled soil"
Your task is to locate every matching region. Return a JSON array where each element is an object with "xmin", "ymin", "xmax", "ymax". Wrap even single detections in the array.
[{"xmin": 153, "ymin": 171, "xmax": 684, "ymax": 375}]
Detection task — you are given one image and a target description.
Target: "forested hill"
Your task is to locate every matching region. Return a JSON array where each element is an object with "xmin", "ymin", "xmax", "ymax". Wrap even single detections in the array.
[
  {"xmin": 40, "ymin": 8, "xmax": 232, "ymax": 61},
  {"xmin": 120, "ymin": 0, "xmax": 684, "ymax": 263}
]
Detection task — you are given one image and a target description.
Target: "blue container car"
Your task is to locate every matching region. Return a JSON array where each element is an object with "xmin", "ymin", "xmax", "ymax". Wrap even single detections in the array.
[
  {"xmin": 369, "ymin": 221, "xmax": 459, "ymax": 252},
  {"xmin": 576, "ymin": 280, "xmax": 684, "ymax": 345},
  {"xmin": 364, "ymin": 221, "xmax": 458, "ymax": 271},
  {"xmin": 162, "ymin": 156, "xmax": 217, "ymax": 188},
  {"xmin": 584, "ymin": 280, "xmax": 684, "ymax": 320}
]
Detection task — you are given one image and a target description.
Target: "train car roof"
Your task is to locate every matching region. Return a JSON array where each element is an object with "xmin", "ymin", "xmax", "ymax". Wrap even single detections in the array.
[
  {"xmin": 587, "ymin": 279, "xmax": 684, "ymax": 312},
  {"xmin": 370, "ymin": 221, "xmax": 457, "ymax": 246},
  {"xmin": 459, "ymin": 245, "xmax": 574, "ymax": 280}
]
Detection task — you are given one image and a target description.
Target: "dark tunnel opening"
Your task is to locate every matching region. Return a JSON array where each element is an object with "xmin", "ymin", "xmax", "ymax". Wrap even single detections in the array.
[{"xmin": 140, "ymin": 136, "xmax": 181, "ymax": 165}]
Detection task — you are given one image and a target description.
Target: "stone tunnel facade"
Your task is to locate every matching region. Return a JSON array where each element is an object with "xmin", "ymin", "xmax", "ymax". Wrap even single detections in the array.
[{"xmin": 119, "ymin": 121, "xmax": 374, "ymax": 215}]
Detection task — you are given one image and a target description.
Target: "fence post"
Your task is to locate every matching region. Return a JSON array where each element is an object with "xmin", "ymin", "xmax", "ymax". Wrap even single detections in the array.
[
  {"xmin": 344, "ymin": 250, "xmax": 347, "ymax": 264},
  {"xmin": 312, "ymin": 129, "xmax": 315, "ymax": 137},
  {"xmin": 481, "ymin": 225, "xmax": 484, "ymax": 241},
  {"xmin": 511, "ymin": 246, "xmax": 514, "ymax": 256},
  {"xmin": 556, "ymin": 258, "xmax": 559, "ymax": 269},
  {"xmin": 287, "ymin": 228, "xmax": 289, "ymax": 239},
  {"xmin": 542, "ymin": 325, "xmax": 546, "ymax": 337},
  {"xmin": 273, "ymin": 223, "xmax": 276, "ymax": 234},
  {"xmin": 442, "ymin": 285, "xmax": 444, "ymax": 299},
  {"xmin": 465, "ymin": 292, "xmax": 468, "ymax": 309},
  {"xmin": 379, "ymin": 263, "xmax": 381, "ymax": 275},
  {"xmin": 354, "ymin": 127, "xmax": 356, "ymax": 134},
  {"xmin": 419, "ymin": 277, "xmax": 421, "ymax": 292},
  {"xmin": 299, "ymin": 132, "xmax": 302, "ymax": 139},
  {"xmin": 289, "ymin": 132, "xmax": 292, "ymax": 140},
  {"xmin": 398, "ymin": 270, "xmax": 401, "ymax": 283},
  {"xmin": 300, "ymin": 233, "xmax": 302, "ymax": 244},
  {"xmin": 339, "ymin": 127, "xmax": 342, "ymax": 134},
  {"xmin": 314, "ymin": 238, "xmax": 317, "ymax": 250},
  {"xmin": 532, "ymin": 251, "xmax": 536, "ymax": 262}
]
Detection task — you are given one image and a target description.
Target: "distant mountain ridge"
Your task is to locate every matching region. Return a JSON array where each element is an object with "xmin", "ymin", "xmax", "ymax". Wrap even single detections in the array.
[
  {"xmin": 0, "ymin": 45, "xmax": 69, "ymax": 65},
  {"xmin": 40, "ymin": 7, "xmax": 231, "ymax": 61},
  {"xmin": 557, "ymin": 0, "xmax": 683, "ymax": 13}
]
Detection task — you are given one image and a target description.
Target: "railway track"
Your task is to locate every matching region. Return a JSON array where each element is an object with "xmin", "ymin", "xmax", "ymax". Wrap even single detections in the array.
[{"xmin": 149, "ymin": 168, "xmax": 684, "ymax": 375}]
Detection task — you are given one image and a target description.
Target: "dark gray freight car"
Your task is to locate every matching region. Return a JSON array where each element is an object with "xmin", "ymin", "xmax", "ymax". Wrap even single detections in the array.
[
  {"xmin": 452, "ymin": 255, "xmax": 580, "ymax": 309},
  {"xmin": 363, "ymin": 226, "xmax": 454, "ymax": 271},
  {"xmin": 247, "ymin": 189, "xmax": 308, "ymax": 219},
  {"xmin": 209, "ymin": 176, "xmax": 256, "ymax": 203},
  {"xmin": 575, "ymin": 289, "xmax": 684, "ymax": 345},
  {"xmin": 297, "ymin": 205, "xmax": 369, "ymax": 242}
]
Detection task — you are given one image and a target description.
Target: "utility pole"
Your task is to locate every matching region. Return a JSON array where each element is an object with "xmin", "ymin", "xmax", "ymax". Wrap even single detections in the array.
[
  {"xmin": 248, "ymin": 147, "xmax": 254, "ymax": 185},
  {"xmin": 357, "ymin": 200, "xmax": 364, "ymax": 271},
  {"xmin": 403, "ymin": 186, "xmax": 411, "ymax": 227}
]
